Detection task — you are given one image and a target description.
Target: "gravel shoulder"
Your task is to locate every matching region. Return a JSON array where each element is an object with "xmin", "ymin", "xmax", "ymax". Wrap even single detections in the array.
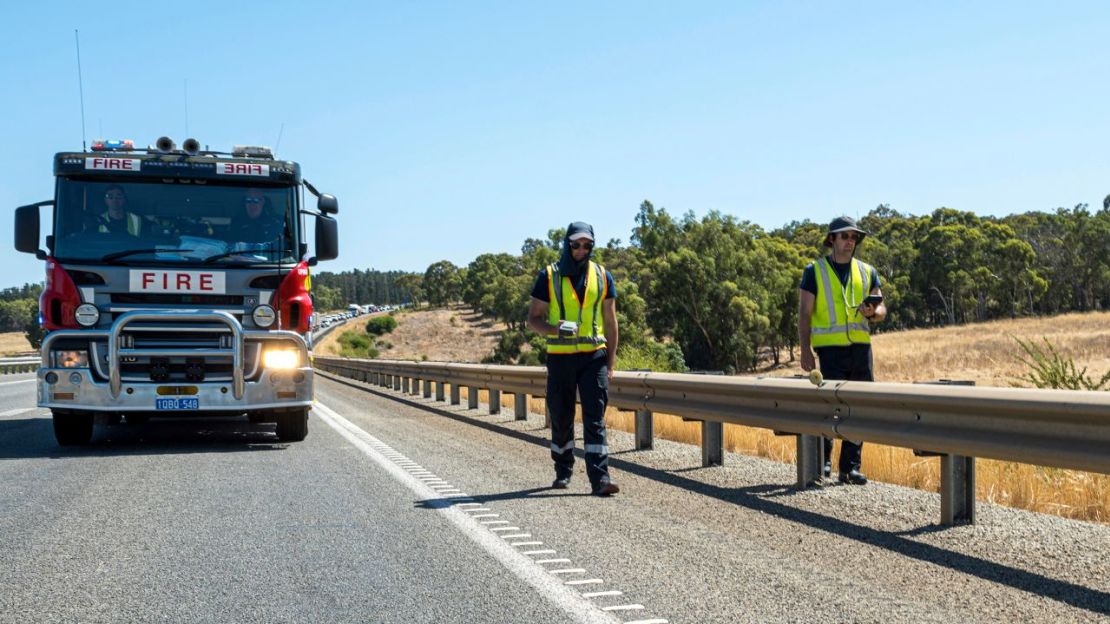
[{"xmin": 317, "ymin": 372, "xmax": 1110, "ymax": 624}]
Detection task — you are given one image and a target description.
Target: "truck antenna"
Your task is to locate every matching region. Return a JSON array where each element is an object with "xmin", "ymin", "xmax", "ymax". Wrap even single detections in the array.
[
  {"xmin": 274, "ymin": 122, "xmax": 285, "ymax": 155},
  {"xmin": 184, "ymin": 78, "xmax": 190, "ymax": 138},
  {"xmin": 74, "ymin": 30, "xmax": 88, "ymax": 151}
]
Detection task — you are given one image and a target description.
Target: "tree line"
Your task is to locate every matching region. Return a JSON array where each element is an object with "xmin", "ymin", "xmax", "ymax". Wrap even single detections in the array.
[
  {"xmin": 2, "ymin": 200, "xmax": 1108, "ymax": 370},
  {"xmin": 328, "ymin": 200, "xmax": 1110, "ymax": 372}
]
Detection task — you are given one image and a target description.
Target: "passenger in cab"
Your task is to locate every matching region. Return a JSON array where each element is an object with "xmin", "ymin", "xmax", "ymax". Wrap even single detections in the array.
[{"xmin": 96, "ymin": 185, "xmax": 142, "ymax": 236}]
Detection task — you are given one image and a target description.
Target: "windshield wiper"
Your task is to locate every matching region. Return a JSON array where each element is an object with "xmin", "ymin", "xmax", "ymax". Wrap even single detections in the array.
[
  {"xmin": 100, "ymin": 248, "xmax": 194, "ymax": 263},
  {"xmin": 203, "ymin": 247, "xmax": 286, "ymax": 262}
]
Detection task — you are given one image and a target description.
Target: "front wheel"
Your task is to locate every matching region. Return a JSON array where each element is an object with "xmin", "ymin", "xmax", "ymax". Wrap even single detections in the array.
[
  {"xmin": 275, "ymin": 409, "xmax": 309, "ymax": 442},
  {"xmin": 52, "ymin": 410, "xmax": 94, "ymax": 446}
]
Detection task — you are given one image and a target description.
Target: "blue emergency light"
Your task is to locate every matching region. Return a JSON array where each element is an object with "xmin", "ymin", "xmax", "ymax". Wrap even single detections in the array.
[{"xmin": 90, "ymin": 139, "xmax": 135, "ymax": 152}]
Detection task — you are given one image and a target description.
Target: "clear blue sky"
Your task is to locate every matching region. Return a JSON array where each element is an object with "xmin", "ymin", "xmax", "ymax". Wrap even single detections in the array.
[{"xmin": 3, "ymin": 2, "xmax": 1110, "ymax": 288}]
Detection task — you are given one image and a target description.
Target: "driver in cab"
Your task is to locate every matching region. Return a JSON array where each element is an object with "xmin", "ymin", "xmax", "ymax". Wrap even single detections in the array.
[{"xmin": 227, "ymin": 189, "xmax": 285, "ymax": 244}]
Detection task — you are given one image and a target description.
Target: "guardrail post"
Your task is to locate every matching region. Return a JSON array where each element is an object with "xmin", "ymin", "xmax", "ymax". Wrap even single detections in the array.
[
  {"xmin": 914, "ymin": 380, "xmax": 978, "ymax": 526},
  {"xmin": 402, "ymin": 377, "xmax": 410, "ymax": 393},
  {"xmin": 436, "ymin": 381, "xmax": 445, "ymax": 402},
  {"xmin": 423, "ymin": 379, "xmax": 432, "ymax": 398},
  {"xmin": 450, "ymin": 384, "xmax": 461, "ymax": 405},
  {"xmin": 797, "ymin": 434, "xmax": 823, "ymax": 488},
  {"xmin": 489, "ymin": 389, "xmax": 501, "ymax": 415},
  {"xmin": 514, "ymin": 393, "xmax": 528, "ymax": 421},
  {"xmin": 702, "ymin": 421, "xmax": 723, "ymax": 466},
  {"xmin": 410, "ymin": 377, "xmax": 419, "ymax": 396},
  {"xmin": 941, "ymin": 454, "xmax": 976, "ymax": 525},
  {"xmin": 467, "ymin": 387, "xmax": 479, "ymax": 409},
  {"xmin": 635, "ymin": 409, "xmax": 654, "ymax": 450}
]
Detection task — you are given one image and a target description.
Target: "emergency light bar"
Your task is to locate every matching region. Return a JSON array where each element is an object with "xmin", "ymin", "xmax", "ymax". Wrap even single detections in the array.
[
  {"xmin": 90, "ymin": 139, "xmax": 135, "ymax": 152},
  {"xmin": 232, "ymin": 145, "xmax": 274, "ymax": 159}
]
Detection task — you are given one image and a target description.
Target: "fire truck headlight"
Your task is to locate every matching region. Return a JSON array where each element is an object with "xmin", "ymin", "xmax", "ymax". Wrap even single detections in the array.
[
  {"xmin": 75, "ymin": 304, "xmax": 100, "ymax": 327},
  {"xmin": 252, "ymin": 305, "xmax": 276, "ymax": 328},
  {"xmin": 52, "ymin": 350, "xmax": 89, "ymax": 368},
  {"xmin": 262, "ymin": 348, "xmax": 300, "ymax": 370}
]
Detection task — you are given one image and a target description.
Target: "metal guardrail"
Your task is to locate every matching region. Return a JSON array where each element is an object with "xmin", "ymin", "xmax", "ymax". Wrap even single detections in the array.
[
  {"xmin": 313, "ymin": 356, "xmax": 1110, "ymax": 526},
  {"xmin": 0, "ymin": 357, "xmax": 39, "ymax": 375}
]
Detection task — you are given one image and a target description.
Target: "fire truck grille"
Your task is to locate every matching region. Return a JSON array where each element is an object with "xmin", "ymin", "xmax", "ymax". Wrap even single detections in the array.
[{"xmin": 90, "ymin": 320, "xmax": 262, "ymax": 383}]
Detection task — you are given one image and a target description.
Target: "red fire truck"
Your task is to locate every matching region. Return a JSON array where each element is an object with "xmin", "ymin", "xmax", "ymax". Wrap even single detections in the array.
[{"xmin": 14, "ymin": 137, "xmax": 339, "ymax": 445}]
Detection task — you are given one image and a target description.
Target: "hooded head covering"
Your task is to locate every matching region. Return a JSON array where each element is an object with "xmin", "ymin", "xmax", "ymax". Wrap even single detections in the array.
[
  {"xmin": 557, "ymin": 221, "xmax": 595, "ymax": 276},
  {"xmin": 823, "ymin": 216, "xmax": 869, "ymax": 247}
]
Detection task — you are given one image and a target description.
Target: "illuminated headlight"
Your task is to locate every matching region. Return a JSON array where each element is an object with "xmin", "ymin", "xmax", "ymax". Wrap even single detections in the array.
[
  {"xmin": 262, "ymin": 349, "xmax": 300, "ymax": 370},
  {"xmin": 52, "ymin": 350, "xmax": 89, "ymax": 368},
  {"xmin": 75, "ymin": 303, "xmax": 100, "ymax": 327},
  {"xmin": 252, "ymin": 305, "xmax": 276, "ymax": 328}
]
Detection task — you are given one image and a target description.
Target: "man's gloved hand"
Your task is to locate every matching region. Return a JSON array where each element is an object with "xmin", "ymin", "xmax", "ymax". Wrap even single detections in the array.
[{"xmin": 557, "ymin": 320, "xmax": 579, "ymax": 336}]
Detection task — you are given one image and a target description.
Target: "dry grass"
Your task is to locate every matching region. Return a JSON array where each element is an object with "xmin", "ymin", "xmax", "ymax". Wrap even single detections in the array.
[
  {"xmin": 317, "ymin": 304, "xmax": 504, "ymax": 362},
  {"xmin": 354, "ymin": 309, "xmax": 1110, "ymax": 523},
  {"xmin": 0, "ymin": 332, "xmax": 32, "ymax": 356}
]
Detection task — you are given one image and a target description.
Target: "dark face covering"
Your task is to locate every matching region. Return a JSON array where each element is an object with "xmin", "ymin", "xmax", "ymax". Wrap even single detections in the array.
[{"xmin": 558, "ymin": 222, "xmax": 595, "ymax": 276}]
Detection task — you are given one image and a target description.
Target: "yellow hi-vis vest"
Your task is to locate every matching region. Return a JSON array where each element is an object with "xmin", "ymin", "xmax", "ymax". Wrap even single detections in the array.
[
  {"xmin": 810, "ymin": 257, "xmax": 874, "ymax": 348},
  {"xmin": 97, "ymin": 211, "xmax": 142, "ymax": 236},
  {"xmin": 546, "ymin": 261, "xmax": 608, "ymax": 355}
]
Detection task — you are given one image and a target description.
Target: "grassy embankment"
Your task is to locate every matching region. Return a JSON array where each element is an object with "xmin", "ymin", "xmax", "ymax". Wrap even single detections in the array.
[{"xmin": 349, "ymin": 308, "xmax": 1110, "ymax": 524}]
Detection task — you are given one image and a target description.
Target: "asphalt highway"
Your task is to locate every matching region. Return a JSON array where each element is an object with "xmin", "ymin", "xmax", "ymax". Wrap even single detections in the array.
[{"xmin": 1, "ymin": 371, "xmax": 1107, "ymax": 623}]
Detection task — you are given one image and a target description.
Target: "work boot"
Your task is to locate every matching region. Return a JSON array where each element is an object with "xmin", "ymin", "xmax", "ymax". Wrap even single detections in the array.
[
  {"xmin": 591, "ymin": 481, "xmax": 620, "ymax": 497},
  {"xmin": 551, "ymin": 476, "xmax": 571, "ymax": 490},
  {"xmin": 838, "ymin": 470, "xmax": 868, "ymax": 485},
  {"xmin": 823, "ymin": 461, "xmax": 832, "ymax": 478}
]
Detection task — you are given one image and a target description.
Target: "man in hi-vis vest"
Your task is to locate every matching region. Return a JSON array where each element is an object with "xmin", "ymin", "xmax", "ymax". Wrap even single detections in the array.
[
  {"xmin": 527, "ymin": 222, "xmax": 620, "ymax": 496},
  {"xmin": 798, "ymin": 216, "xmax": 887, "ymax": 485}
]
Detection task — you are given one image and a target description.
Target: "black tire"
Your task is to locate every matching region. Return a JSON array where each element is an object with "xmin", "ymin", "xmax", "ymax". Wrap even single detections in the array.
[
  {"xmin": 275, "ymin": 409, "xmax": 309, "ymax": 442},
  {"xmin": 53, "ymin": 411, "xmax": 94, "ymax": 446}
]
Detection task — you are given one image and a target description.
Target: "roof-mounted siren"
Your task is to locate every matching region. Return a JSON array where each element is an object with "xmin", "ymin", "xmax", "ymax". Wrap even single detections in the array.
[
  {"xmin": 182, "ymin": 138, "xmax": 201, "ymax": 156},
  {"xmin": 154, "ymin": 136, "xmax": 176, "ymax": 153}
]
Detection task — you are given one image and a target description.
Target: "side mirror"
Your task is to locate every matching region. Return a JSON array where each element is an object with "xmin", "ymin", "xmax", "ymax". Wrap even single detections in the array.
[
  {"xmin": 15, "ymin": 203, "xmax": 45, "ymax": 258},
  {"xmin": 314, "ymin": 214, "xmax": 338, "ymax": 262},
  {"xmin": 318, "ymin": 194, "xmax": 338, "ymax": 215}
]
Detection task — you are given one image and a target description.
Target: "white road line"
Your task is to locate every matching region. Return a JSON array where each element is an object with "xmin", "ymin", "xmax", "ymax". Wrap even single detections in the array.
[
  {"xmin": 536, "ymin": 559, "xmax": 572, "ymax": 565},
  {"xmin": 489, "ymin": 527, "xmax": 522, "ymax": 532},
  {"xmin": 312, "ymin": 402, "xmax": 621, "ymax": 624},
  {"xmin": 481, "ymin": 520, "xmax": 509, "ymax": 526},
  {"xmin": 500, "ymin": 534, "xmax": 532, "ymax": 539},
  {"xmin": 602, "ymin": 605, "xmax": 644, "ymax": 612},
  {"xmin": 456, "ymin": 503, "xmax": 482, "ymax": 508},
  {"xmin": 510, "ymin": 541, "xmax": 544, "ymax": 547},
  {"xmin": 0, "ymin": 378, "xmax": 35, "ymax": 387},
  {"xmin": 465, "ymin": 508, "xmax": 493, "ymax": 513},
  {"xmin": 582, "ymin": 591, "xmax": 623, "ymax": 599},
  {"xmin": 550, "ymin": 569, "xmax": 587, "ymax": 575},
  {"xmin": 623, "ymin": 619, "xmax": 668, "ymax": 624},
  {"xmin": 565, "ymin": 579, "xmax": 604, "ymax": 586},
  {"xmin": 471, "ymin": 513, "xmax": 500, "ymax": 519},
  {"xmin": 522, "ymin": 549, "xmax": 557, "ymax": 555}
]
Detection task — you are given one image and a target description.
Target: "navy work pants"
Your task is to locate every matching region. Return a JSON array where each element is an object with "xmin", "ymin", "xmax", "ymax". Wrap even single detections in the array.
[
  {"xmin": 547, "ymin": 352, "xmax": 611, "ymax": 486},
  {"xmin": 816, "ymin": 343, "xmax": 873, "ymax": 473}
]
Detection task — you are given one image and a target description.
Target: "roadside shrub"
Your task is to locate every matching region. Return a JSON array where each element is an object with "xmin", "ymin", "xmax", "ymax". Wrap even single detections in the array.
[
  {"xmin": 1014, "ymin": 336, "xmax": 1110, "ymax": 391},
  {"xmin": 366, "ymin": 315, "xmax": 398, "ymax": 336},
  {"xmin": 617, "ymin": 342, "xmax": 688, "ymax": 373},
  {"xmin": 338, "ymin": 330, "xmax": 379, "ymax": 359}
]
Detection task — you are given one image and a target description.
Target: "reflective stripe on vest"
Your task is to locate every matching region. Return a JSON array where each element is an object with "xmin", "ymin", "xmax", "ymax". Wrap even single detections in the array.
[
  {"xmin": 546, "ymin": 261, "xmax": 608, "ymax": 355},
  {"xmin": 810, "ymin": 257, "xmax": 872, "ymax": 348},
  {"xmin": 97, "ymin": 211, "xmax": 142, "ymax": 236}
]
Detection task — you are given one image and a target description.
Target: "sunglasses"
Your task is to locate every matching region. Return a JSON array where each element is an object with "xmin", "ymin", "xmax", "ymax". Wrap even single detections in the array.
[
  {"xmin": 836, "ymin": 232, "xmax": 861, "ymax": 241},
  {"xmin": 244, "ymin": 197, "xmax": 264, "ymax": 204},
  {"xmin": 569, "ymin": 241, "xmax": 594, "ymax": 250}
]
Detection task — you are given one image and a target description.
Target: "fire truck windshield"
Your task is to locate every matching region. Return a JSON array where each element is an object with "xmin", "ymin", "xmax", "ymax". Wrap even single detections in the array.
[{"xmin": 52, "ymin": 178, "xmax": 299, "ymax": 265}]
